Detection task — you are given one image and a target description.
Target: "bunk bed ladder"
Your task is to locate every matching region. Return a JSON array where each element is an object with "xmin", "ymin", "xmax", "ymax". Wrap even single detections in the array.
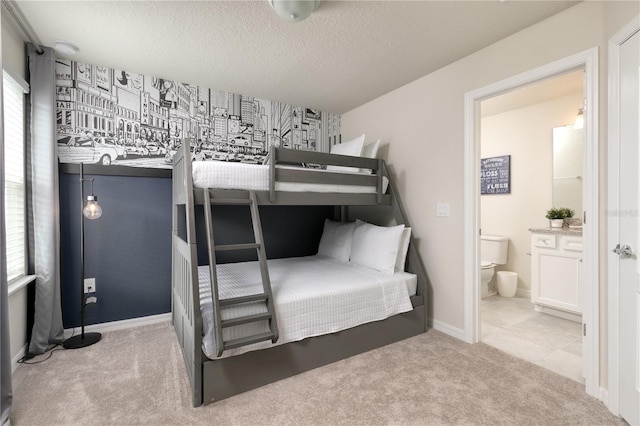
[{"xmin": 203, "ymin": 190, "xmax": 279, "ymax": 357}]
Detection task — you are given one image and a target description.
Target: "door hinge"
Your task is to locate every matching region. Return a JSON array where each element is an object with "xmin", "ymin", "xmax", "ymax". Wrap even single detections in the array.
[
  {"xmin": 583, "ymin": 323, "xmax": 586, "ymax": 337},
  {"xmin": 583, "ymin": 211, "xmax": 586, "ymax": 224}
]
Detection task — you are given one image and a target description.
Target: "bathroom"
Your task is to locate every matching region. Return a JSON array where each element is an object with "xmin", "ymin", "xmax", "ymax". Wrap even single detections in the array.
[{"xmin": 478, "ymin": 69, "xmax": 585, "ymax": 384}]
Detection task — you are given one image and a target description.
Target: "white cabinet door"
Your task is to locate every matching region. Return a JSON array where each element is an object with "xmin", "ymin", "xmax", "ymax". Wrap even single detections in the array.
[{"xmin": 531, "ymin": 233, "xmax": 582, "ymax": 314}]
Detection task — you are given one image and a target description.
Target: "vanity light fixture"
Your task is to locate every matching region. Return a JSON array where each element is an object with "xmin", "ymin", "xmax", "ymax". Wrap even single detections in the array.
[
  {"xmin": 268, "ymin": 0, "xmax": 319, "ymax": 22},
  {"xmin": 574, "ymin": 108, "xmax": 584, "ymax": 129}
]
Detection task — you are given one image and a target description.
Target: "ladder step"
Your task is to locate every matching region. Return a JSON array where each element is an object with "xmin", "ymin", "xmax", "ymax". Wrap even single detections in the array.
[
  {"xmin": 220, "ymin": 293, "xmax": 268, "ymax": 307},
  {"xmin": 224, "ymin": 332, "xmax": 275, "ymax": 350},
  {"xmin": 210, "ymin": 198, "xmax": 252, "ymax": 205},
  {"xmin": 216, "ymin": 243, "xmax": 260, "ymax": 252},
  {"xmin": 221, "ymin": 312, "xmax": 272, "ymax": 328}
]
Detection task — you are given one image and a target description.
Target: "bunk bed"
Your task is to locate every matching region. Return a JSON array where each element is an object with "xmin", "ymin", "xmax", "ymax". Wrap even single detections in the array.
[{"xmin": 172, "ymin": 138, "xmax": 428, "ymax": 406}]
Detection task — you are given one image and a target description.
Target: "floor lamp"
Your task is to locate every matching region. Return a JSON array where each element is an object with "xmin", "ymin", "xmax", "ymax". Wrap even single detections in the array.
[{"xmin": 63, "ymin": 163, "xmax": 102, "ymax": 349}]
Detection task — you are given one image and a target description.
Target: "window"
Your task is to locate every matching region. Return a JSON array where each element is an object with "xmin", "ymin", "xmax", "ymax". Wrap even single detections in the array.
[{"xmin": 3, "ymin": 70, "xmax": 29, "ymax": 282}]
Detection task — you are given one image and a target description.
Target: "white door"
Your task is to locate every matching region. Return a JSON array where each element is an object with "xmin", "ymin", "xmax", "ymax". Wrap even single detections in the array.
[{"xmin": 617, "ymin": 28, "xmax": 640, "ymax": 426}]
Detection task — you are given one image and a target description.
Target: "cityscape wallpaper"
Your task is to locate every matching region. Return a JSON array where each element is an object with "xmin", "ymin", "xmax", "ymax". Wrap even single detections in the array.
[{"xmin": 55, "ymin": 59, "xmax": 341, "ymax": 169}]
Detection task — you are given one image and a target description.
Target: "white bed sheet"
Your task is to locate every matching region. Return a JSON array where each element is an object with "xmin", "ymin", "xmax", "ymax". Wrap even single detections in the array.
[
  {"xmin": 199, "ymin": 255, "xmax": 416, "ymax": 359},
  {"xmin": 191, "ymin": 161, "xmax": 389, "ymax": 193}
]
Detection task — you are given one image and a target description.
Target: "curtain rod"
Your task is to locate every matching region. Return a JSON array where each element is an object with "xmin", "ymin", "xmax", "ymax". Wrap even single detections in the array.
[{"xmin": 1, "ymin": 0, "xmax": 44, "ymax": 54}]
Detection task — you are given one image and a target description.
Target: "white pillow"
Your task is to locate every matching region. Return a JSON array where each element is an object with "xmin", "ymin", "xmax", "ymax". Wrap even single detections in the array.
[
  {"xmin": 362, "ymin": 139, "xmax": 380, "ymax": 159},
  {"xmin": 350, "ymin": 221, "xmax": 405, "ymax": 274},
  {"xmin": 317, "ymin": 219, "xmax": 356, "ymax": 263},
  {"xmin": 326, "ymin": 134, "xmax": 365, "ymax": 173},
  {"xmin": 360, "ymin": 139, "xmax": 381, "ymax": 174},
  {"xmin": 395, "ymin": 227, "xmax": 411, "ymax": 272}
]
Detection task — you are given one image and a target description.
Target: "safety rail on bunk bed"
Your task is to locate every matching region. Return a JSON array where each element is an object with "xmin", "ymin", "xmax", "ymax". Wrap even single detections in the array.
[
  {"xmin": 267, "ymin": 145, "xmax": 390, "ymax": 205},
  {"xmin": 184, "ymin": 140, "xmax": 391, "ymax": 206},
  {"xmin": 172, "ymin": 137, "xmax": 428, "ymax": 407}
]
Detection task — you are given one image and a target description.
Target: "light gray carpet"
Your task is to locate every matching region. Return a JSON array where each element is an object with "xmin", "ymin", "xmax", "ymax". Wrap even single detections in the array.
[{"xmin": 11, "ymin": 322, "xmax": 623, "ymax": 425}]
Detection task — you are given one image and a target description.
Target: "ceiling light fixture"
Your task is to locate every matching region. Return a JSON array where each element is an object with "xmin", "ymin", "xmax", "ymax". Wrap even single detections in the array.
[
  {"xmin": 269, "ymin": 0, "xmax": 319, "ymax": 22},
  {"xmin": 54, "ymin": 40, "xmax": 79, "ymax": 55}
]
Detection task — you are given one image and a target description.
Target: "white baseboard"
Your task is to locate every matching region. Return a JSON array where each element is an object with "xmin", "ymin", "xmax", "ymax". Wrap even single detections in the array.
[
  {"xmin": 533, "ymin": 304, "xmax": 582, "ymax": 323},
  {"xmin": 516, "ymin": 288, "xmax": 531, "ymax": 298},
  {"xmin": 12, "ymin": 343, "xmax": 28, "ymax": 373},
  {"xmin": 64, "ymin": 312, "xmax": 171, "ymax": 338},
  {"xmin": 428, "ymin": 318, "xmax": 466, "ymax": 341}
]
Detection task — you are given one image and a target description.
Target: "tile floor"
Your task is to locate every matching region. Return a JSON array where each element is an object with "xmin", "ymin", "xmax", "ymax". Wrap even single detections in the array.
[{"xmin": 480, "ymin": 294, "xmax": 584, "ymax": 384}]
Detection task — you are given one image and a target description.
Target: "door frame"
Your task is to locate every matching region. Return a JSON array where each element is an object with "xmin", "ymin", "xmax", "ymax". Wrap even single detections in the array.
[
  {"xmin": 463, "ymin": 48, "xmax": 600, "ymax": 398},
  {"xmin": 607, "ymin": 15, "xmax": 640, "ymax": 416}
]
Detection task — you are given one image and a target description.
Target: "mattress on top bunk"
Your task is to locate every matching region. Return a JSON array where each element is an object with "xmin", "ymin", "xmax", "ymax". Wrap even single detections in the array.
[
  {"xmin": 199, "ymin": 255, "xmax": 417, "ymax": 359},
  {"xmin": 191, "ymin": 161, "xmax": 389, "ymax": 193}
]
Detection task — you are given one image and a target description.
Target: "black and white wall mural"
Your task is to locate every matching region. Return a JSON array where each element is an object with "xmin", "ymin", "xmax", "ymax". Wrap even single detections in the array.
[{"xmin": 55, "ymin": 59, "xmax": 341, "ymax": 169}]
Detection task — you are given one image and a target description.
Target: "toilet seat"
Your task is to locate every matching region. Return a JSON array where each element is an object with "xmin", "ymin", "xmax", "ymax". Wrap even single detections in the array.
[{"xmin": 481, "ymin": 261, "xmax": 494, "ymax": 269}]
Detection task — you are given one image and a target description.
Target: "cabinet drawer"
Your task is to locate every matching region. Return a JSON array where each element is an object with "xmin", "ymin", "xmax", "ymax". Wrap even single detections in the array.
[
  {"xmin": 533, "ymin": 234, "xmax": 556, "ymax": 248},
  {"xmin": 562, "ymin": 237, "xmax": 583, "ymax": 252}
]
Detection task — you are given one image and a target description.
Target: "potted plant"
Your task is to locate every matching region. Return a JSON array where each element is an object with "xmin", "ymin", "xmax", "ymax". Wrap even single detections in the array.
[{"xmin": 545, "ymin": 207, "xmax": 575, "ymax": 228}]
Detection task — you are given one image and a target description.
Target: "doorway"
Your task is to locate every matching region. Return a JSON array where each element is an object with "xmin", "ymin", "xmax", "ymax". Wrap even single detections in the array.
[
  {"xmin": 477, "ymin": 71, "xmax": 585, "ymax": 383},
  {"xmin": 463, "ymin": 48, "xmax": 600, "ymax": 398}
]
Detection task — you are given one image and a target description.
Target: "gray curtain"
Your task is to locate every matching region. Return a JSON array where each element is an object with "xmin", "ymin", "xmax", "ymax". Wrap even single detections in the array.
[
  {"xmin": 1, "ymin": 40, "xmax": 14, "ymax": 426},
  {"xmin": 26, "ymin": 44, "xmax": 64, "ymax": 354}
]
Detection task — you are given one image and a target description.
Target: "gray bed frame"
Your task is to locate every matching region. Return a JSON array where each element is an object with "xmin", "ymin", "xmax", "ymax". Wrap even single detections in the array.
[{"xmin": 172, "ymin": 139, "xmax": 428, "ymax": 406}]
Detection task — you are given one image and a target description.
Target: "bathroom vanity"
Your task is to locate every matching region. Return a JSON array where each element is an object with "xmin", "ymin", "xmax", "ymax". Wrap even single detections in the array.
[{"xmin": 529, "ymin": 228, "xmax": 583, "ymax": 321}]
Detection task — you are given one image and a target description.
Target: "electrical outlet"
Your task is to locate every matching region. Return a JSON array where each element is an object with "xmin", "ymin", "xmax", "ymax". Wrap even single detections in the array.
[{"xmin": 84, "ymin": 278, "xmax": 96, "ymax": 293}]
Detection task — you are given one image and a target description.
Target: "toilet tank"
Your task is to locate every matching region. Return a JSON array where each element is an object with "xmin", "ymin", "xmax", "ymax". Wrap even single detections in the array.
[{"xmin": 481, "ymin": 235, "xmax": 509, "ymax": 265}]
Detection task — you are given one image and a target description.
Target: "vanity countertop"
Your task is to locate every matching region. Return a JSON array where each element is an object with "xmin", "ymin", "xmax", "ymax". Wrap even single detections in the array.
[{"xmin": 529, "ymin": 227, "xmax": 583, "ymax": 236}]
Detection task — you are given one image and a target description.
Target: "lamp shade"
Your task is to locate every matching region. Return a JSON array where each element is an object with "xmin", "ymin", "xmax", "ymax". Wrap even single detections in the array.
[
  {"xmin": 83, "ymin": 195, "xmax": 102, "ymax": 219},
  {"xmin": 269, "ymin": 0, "xmax": 319, "ymax": 22}
]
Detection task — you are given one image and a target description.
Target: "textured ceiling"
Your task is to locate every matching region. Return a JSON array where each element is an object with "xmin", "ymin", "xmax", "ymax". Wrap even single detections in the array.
[{"xmin": 16, "ymin": 0, "xmax": 578, "ymax": 114}]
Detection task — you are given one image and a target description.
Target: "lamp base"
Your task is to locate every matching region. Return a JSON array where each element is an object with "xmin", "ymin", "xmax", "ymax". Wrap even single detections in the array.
[{"xmin": 62, "ymin": 332, "xmax": 101, "ymax": 349}]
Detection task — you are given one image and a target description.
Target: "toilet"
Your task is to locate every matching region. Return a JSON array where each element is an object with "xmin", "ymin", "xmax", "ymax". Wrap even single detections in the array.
[{"xmin": 481, "ymin": 235, "xmax": 509, "ymax": 298}]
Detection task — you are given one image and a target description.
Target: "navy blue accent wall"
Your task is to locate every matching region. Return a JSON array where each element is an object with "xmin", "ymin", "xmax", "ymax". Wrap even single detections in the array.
[
  {"xmin": 194, "ymin": 205, "xmax": 334, "ymax": 265},
  {"xmin": 60, "ymin": 172, "xmax": 334, "ymax": 327},
  {"xmin": 60, "ymin": 173, "xmax": 172, "ymax": 328}
]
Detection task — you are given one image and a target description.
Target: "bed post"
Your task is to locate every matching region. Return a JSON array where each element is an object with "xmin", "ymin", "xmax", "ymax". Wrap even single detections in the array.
[
  {"xmin": 172, "ymin": 138, "xmax": 204, "ymax": 406},
  {"xmin": 376, "ymin": 158, "xmax": 384, "ymax": 204},
  {"xmin": 269, "ymin": 145, "xmax": 276, "ymax": 203}
]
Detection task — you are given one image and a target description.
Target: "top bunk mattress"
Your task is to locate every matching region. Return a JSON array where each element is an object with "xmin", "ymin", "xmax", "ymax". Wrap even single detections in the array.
[
  {"xmin": 199, "ymin": 255, "xmax": 416, "ymax": 359},
  {"xmin": 191, "ymin": 161, "xmax": 389, "ymax": 193}
]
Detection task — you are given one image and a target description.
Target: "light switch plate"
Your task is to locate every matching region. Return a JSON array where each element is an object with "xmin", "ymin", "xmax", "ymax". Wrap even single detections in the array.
[{"xmin": 436, "ymin": 203, "xmax": 450, "ymax": 217}]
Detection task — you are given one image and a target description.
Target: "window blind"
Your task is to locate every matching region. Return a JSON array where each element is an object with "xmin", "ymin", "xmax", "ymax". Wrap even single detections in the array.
[{"xmin": 3, "ymin": 70, "xmax": 28, "ymax": 282}]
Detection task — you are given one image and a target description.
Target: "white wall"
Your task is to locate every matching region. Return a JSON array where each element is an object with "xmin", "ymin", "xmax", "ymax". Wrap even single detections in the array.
[
  {"xmin": 341, "ymin": 0, "xmax": 638, "ymax": 354},
  {"xmin": 481, "ymin": 92, "xmax": 583, "ymax": 293},
  {"xmin": 2, "ymin": 6, "xmax": 29, "ymax": 366},
  {"xmin": 8, "ymin": 288, "xmax": 28, "ymax": 368}
]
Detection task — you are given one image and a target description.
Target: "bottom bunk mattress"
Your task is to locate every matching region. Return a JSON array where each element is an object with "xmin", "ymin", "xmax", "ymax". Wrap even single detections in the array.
[{"xmin": 199, "ymin": 255, "xmax": 417, "ymax": 359}]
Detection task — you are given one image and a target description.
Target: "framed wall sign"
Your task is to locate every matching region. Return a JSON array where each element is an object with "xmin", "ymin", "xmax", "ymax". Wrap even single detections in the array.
[{"xmin": 481, "ymin": 155, "xmax": 511, "ymax": 194}]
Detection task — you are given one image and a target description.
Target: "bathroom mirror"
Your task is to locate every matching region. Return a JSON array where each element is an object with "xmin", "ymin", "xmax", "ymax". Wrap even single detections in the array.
[{"xmin": 552, "ymin": 125, "xmax": 583, "ymax": 215}]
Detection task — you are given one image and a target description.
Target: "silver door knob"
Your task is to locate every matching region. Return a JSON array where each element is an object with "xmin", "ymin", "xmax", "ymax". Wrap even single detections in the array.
[{"xmin": 612, "ymin": 244, "xmax": 633, "ymax": 258}]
